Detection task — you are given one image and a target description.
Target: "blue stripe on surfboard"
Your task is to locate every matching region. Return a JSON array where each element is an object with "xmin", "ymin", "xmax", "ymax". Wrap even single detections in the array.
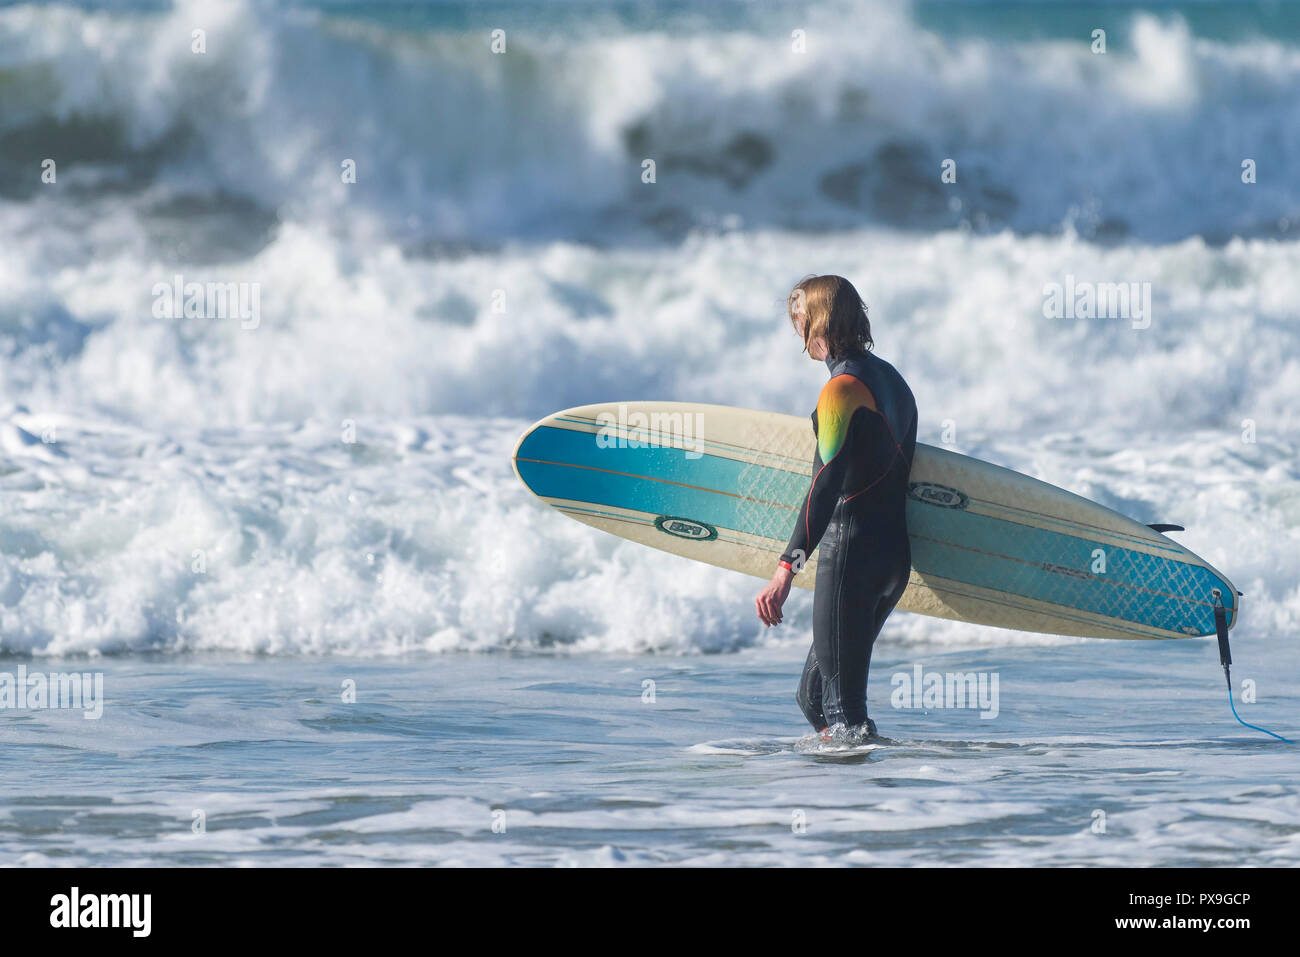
[
  {"xmin": 968, "ymin": 495, "xmax": 1184, "ymax": 554},
  {"xmin": 904, "ymin": 508, "xmax": 1233, "ymax": 636},
  {"xmin": 516, "ymin": 425, "xmax": 1233, "ymax": 635},
  {"xmin": 516, "ymin": 425, "xmax": 799, "ymax": 535}
]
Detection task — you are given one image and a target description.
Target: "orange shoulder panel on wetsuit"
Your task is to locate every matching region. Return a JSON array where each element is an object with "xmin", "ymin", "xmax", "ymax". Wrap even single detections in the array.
[{"xmin": 815, "ymin": 373, "xmax": 878, "ymax": 463}]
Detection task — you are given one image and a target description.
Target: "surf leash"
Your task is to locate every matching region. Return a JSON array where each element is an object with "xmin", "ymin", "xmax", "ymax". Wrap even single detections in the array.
[{"xmin": 1213, "ymin": 588, "xmax": 1293, "ymax": 744}]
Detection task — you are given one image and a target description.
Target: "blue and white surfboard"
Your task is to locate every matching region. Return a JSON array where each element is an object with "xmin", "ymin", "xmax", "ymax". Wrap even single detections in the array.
[{"xmin": 514, "ymin": 401, "xmax": 1238, "ymax": 640}]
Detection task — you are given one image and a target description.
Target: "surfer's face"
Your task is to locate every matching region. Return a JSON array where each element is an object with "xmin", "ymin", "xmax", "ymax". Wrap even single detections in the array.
[{"xmin": 794, "ymin": 314, "xmax": 828, "ymax": 361}]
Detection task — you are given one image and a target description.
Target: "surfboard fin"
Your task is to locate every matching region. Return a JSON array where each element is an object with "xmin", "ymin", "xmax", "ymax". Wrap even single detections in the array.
[{"xmin": 1147, "ymin": 523, "xmax": 1185, "ymax": 533}]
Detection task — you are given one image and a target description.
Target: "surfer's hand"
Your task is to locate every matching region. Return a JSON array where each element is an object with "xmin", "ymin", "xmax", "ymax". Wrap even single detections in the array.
[{"xmin": 756, "ymin": 567, "xmax": 793, "ymax": 626}]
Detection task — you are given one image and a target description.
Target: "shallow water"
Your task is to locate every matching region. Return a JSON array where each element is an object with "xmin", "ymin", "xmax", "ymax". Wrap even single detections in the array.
[{"xmin": 3, "ymin": 641, "xmax": 1295, "ymax": 866}]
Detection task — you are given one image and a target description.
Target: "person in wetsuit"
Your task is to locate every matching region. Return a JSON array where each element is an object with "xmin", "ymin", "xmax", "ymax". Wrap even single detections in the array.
[{"xmin": 754, "ymin": 275, "xmax": 917, "ymax": 739}]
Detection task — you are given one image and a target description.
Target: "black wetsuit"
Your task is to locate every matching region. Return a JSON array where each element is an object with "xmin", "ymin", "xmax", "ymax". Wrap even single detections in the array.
[{"xmin": 780, "ymin": 351, "xmax": 917, "ymax": 731}]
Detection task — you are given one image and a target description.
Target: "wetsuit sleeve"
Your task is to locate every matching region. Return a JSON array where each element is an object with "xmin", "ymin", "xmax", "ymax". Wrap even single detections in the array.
[
  {"xmin": 778, "ymin": 439, "xmax": 848, "ymax": 570},
  {"xmin": 779, "ymin": 375, "xmax": 875, "ymax": 571}
]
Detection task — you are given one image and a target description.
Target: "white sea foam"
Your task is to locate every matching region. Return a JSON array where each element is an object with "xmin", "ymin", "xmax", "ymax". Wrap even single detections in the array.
[{"xmin": 2, "ymin": 222, "xmax": 1299, "ymax": 656}]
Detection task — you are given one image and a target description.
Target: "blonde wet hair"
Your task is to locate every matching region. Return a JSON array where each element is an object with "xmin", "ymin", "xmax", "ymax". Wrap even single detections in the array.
[{"xmin": 787, "ymin": 275, "xmax": 873, "ymax": 359}]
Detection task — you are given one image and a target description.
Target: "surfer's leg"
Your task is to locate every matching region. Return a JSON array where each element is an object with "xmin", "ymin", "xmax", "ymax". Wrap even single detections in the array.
[
  {"xmin": 834, "ymin": 598, "xmax": 876, "ymax": 729},
  {"xmin": 841, "ymin": 546, "xmax": 911, "ymax": 730},
  {"xmin": 811, "ymin": 512, "xmax": 852, "ymax": 726},
  {"xmin": 796, "ymin": 646, "xmax": 826, "ymax": 730},
  {"xmin": 816, "ymin": 515, "xmax": 909, "ymax": 729}
]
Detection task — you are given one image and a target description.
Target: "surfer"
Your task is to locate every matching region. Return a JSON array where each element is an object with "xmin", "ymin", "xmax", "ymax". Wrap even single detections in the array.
[{"xmin": 754, "ymin": 276, "xmax": 917, "ymax": 740}]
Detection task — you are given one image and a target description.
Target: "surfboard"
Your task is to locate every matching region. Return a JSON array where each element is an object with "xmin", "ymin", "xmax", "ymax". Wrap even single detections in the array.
[{"xmin": 512, "ymin": 401, "xmax": 1239, "ymax": 640}]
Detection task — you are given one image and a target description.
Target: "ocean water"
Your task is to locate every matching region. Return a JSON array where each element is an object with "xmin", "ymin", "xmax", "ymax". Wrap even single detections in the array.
[
  {"xmin": 5, "ymin": 645, "xmax": 1299, "ymax": 866},
  {"xmin": 0, "ymin": 0, "xmax": 1297, "ymax": 865}
]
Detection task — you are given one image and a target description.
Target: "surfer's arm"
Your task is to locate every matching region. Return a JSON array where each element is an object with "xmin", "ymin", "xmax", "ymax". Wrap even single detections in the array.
[
  {"xmin": 779, "ymin": 434, "xmax": 853, "ymax": 570},
  {"xmin": 779, "ymin": 376, "xmax": 874, "ymax": 571}
]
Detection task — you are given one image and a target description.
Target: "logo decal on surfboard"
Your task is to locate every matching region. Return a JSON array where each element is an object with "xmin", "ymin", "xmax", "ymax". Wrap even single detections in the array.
[
  {"xmin": 654, "ymin": 516, "xmax": 718, "ymax": 541},
  {"xmin": 907, "ymin": 482, "xmax": 969, "ymax": 510}
]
